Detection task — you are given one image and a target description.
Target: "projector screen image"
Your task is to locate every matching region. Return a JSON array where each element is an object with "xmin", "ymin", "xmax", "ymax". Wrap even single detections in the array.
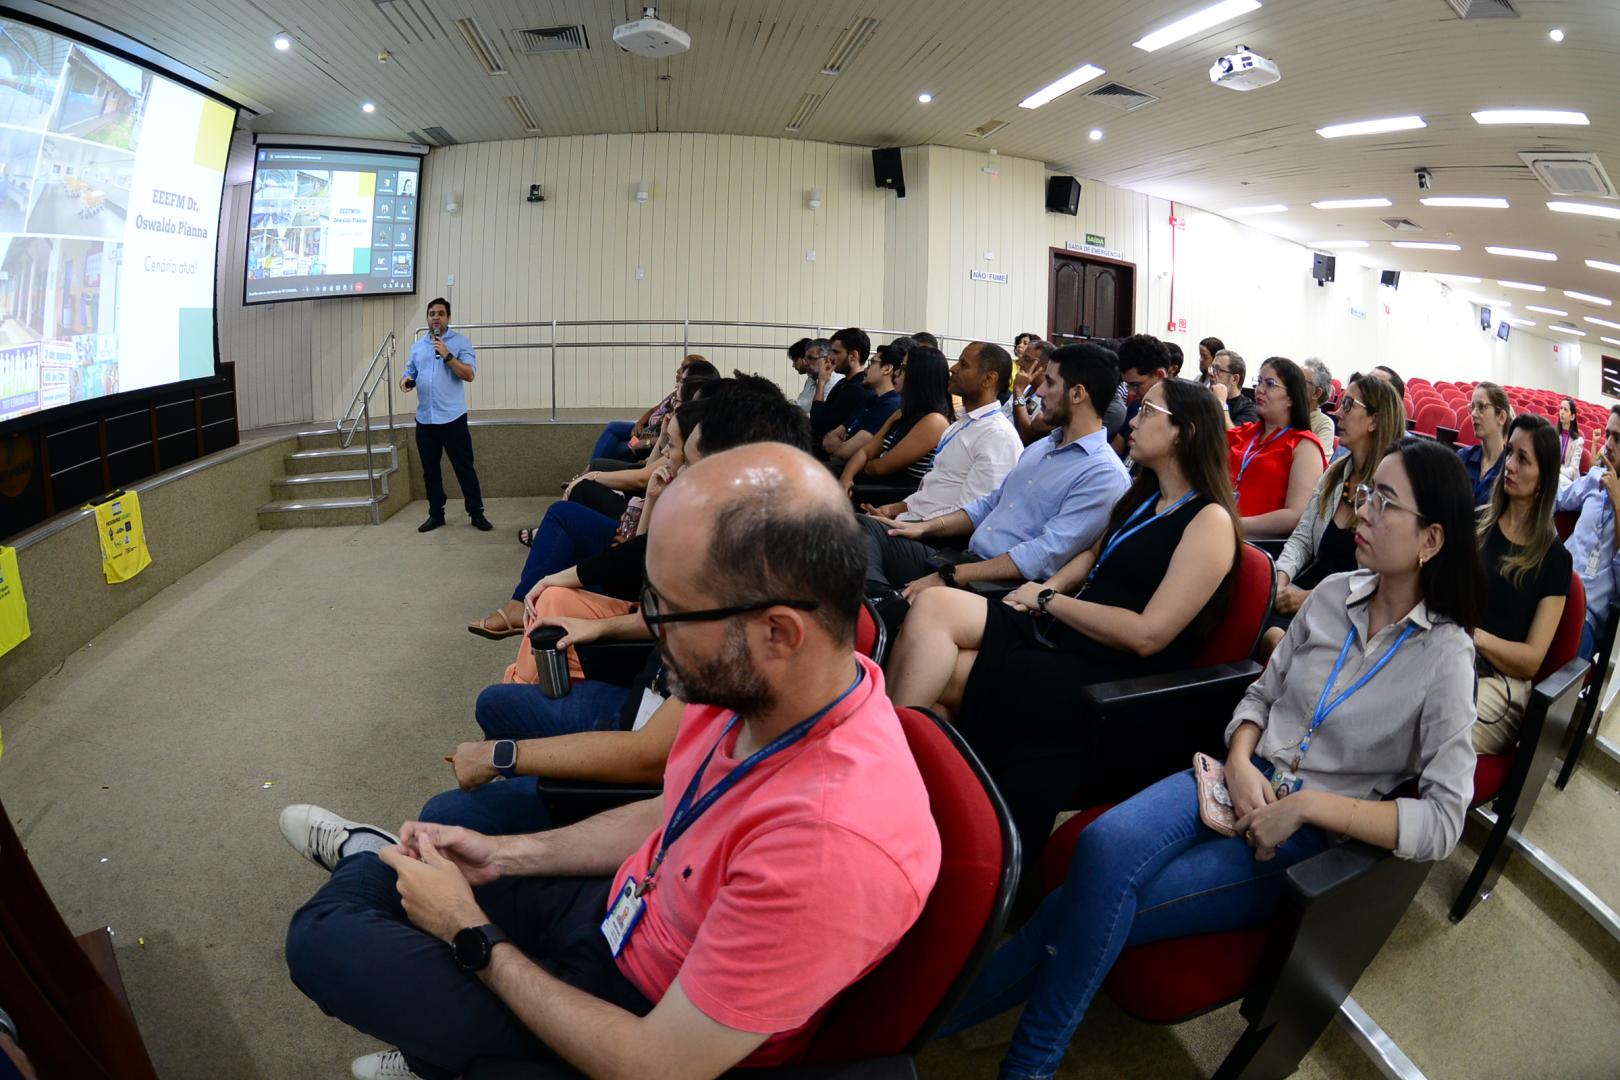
[
  {"xmin": 0, "ymin": 19, "xmax": 234, "ymax": 424},
  {"xmin": 243, "ymin": 147, "xmax": 423, "ymax": 304}
]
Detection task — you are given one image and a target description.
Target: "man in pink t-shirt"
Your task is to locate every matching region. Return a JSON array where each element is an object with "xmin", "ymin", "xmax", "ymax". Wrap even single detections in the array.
[{"xmin": 282, "ymin": 443, "xmax": 940, "ymax": 1080}]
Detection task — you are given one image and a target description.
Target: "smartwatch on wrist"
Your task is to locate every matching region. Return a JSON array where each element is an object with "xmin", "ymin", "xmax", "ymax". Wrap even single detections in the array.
[
  {"xmin": 491, "ymin": 739, "xmax": 518, "ymax": 779},
  {"xmin": 452, "ymin": 923, "xmax": 510, "ymax": 972},
  {"xmin": 938, "ymin": 563, "xmax": 959, "ymax": 589},
  {"xmin": 1036, "ymin": 588, "xmax": 1056, "ymax": 615}
]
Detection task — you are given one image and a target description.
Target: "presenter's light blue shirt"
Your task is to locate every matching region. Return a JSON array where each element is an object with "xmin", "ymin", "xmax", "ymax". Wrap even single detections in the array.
[
  {"xmin": 1556, "ymin": 466, "xmax": 1620, "ymax": 636},
  {"xmin": 960, "ymin": 426, "xmax": 1131, "ymax": 581},
  {"xmin": 404, "ymin": 328, "xmax": 477, "ymax": 425}
]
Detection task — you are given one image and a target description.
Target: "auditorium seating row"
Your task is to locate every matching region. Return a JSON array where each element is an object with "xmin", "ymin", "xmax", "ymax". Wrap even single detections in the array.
[{"xmin": 1400, "ymin": 377, "xmax": 1609, "ymax": 456}]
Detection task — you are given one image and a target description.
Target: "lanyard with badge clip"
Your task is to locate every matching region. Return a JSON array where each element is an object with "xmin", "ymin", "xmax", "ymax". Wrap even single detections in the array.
[
  {"xmin": 1235, "ymin": 425, "xmax": 1291, "ymax": 495},
  {"xmin": 1079, "ymin": 491, "xmax": 1197, "ymax": 593},
  {"xmin": 1291, "ymin": 622, "xmax": 1417, "ymax": 773},
  {"xmin": 934, "ymin": 411, "xmax": 984, "ymax": 456}
]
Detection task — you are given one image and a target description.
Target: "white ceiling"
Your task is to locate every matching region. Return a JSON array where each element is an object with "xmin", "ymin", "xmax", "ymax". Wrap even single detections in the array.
[{"xmin": 53, "ymin": 0, "xmax": 1620, "ymax": 324}]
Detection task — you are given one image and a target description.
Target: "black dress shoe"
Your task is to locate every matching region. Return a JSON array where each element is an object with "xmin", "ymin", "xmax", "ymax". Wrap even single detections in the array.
[
  {"xmin": 470, "ymin": 515, "xmax": 494, "ymax": 532},
  {"xmin": 418, "ymin": 515, "xmax": 446, "ymax": 533}
]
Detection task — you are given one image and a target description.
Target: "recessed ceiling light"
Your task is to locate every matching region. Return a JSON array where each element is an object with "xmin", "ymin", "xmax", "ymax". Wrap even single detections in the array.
[
  {"xmin": 1498, "ymin": 280, "xmax": 1546, "ymax": 291},
  {"xmin": 1419, "ymin": 196, "xmax": 1510, "ymax": 209},
  {"xmin": 1392, "ymin": 241, "xmax": 1461, "ymax": 251},
  {"xmin": 361, "ymin": 102, "xmax": 376, "ymax": 113},
  {"xmin": 1549, "ymin": 325, "xmax": 1587, "ymax": 336},
  {"xmin": 1310, "ymin": 197, "xmax": 1392, "ymax": 209},
  {"xmin": 1565, "ymin": 290, "xmax": 1613, "ymax": 307},
  {"xmin": 273, "ymin": 33, "xmax": 291, "ymax": 50},
  {"xmin": 1487, "ymin": 246, "xmax": 1557, "ymax": 261},
  {"xmin": 917, "ymin": 92, "xmax": 933, "ymax": 104},
  {"xmin": 1526, "ymin": 305, "xmax": 1569, "ymax": 316},
  {"xmin": 1472, "ymin": 109, "xmax": 1589, "ymax": 126},
  {"xmin": 1225, "ymin": 204, "xmax": 1288, "ymax": 216},
  {"xmin": 1549, "ymin": 28, "xmax": 1565, "ymax": 43},
  {"xmin": 1018, "ymin": 64, "xmax": 1106, "ymax": 109},
  {"xmin": 1089, "ymin": 128, "xmax": 1103, "ymax": 141},
  {"xmin": 1132, "ymin": 0, "xmax": 1262, "ymax": 52},
  {"xmin": 1587, "ymin": 260, "xmax": 1620, "ymax": 274},
  {"xmin": 1307, "ymin": 240, "xmax": 1368, "ymax": 249},
  {"xmin": 1316, "ymin": 115, "xmax": 1426, "ymax": 139},
  {"xmin": 1434, "ymin": 274, "xmax": 1482, "ymax": 284},
  {"xmin": 1548, "ymin": 200, "xmax": 1620, "ymax": 222},
  {"xmin": 1503, "ymin": 316, "xmax": 1536, "ymax": 327},
  {"xmin": 1587, "ymin": 316, "xmax": 1620, "ymax": 330}
]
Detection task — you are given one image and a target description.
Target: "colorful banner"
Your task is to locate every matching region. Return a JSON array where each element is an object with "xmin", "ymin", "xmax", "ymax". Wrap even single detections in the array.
[
  {"xmin": 91, "ymin": 490, "xmax": 151, "ymax": 583},
  {"xmin": 0, "ymin": 545, "xmax": 28, "ymax": 661}
]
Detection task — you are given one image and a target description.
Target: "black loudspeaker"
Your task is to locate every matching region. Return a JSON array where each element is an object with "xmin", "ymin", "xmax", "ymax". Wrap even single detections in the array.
[
  {"xmin": 1046, "ymin": 175, "xmax": 1081, "ymax": 215},
  {"xmin": 1311, "ymin": 253, "xmax": 1336, "ymax": 285},
  {"xmin": 873, "ymin": 148, "xmax": 905, "ymax": 198},
  {"xmin": 1380, "ymin": 270, "xmax": 1401, "ymax": 289}
]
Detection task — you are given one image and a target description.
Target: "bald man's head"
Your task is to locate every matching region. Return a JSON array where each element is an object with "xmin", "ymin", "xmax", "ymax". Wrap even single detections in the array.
[{"xmin": 650, "ymin": 444, "xmax": 865, "ymax": 646}]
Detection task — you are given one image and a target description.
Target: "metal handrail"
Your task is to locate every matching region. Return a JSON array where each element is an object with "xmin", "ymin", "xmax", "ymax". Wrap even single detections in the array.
[{"xmin": 338, "ymin": 332, "xmax": 397, "ymax": 449}]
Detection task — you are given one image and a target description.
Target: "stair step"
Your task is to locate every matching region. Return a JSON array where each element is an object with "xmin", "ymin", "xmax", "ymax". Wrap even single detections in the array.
[
  {"xmin": 286, "ymin": 444, "xmax": 399, "ymax": 461},
  {"xmin": 273, "ymin": 468, "xmax": 399, "ymax": 486},
  {"xmin": 257, "ymin": 496, "xmax": 381, "ymax": 513}
]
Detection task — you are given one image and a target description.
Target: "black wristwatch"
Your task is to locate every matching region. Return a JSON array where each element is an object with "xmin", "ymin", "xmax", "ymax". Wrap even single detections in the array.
[
  {"xmin": 491, "ymin": 739, "xmax": 518, "ymax": 778},
  {"xmin": 938, "ymin": 563, "xmax": 960, "ymax": 589},
  {"xmin": 1036, "ymin": 588, "xmax": 1056, "ymax": 614},
  {"xmin": 453, "ymin": 923, "xmax": 510, "ymax": 972}
]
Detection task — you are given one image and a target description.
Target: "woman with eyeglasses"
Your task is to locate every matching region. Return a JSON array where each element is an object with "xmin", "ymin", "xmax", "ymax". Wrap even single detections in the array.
[
  {"xmin": 1261, "ymin": 374, "xmax": 1407, "ymax": 659},
  {"xmin": 1225, "ymin": 356, "xmax": 1326, "ymax": 538},
  {"xmin": 1472, "ymin": 414, "xmax": 1571, "ymax": 754},
  {"xmin": 1556, "ymin": 398, "xmax": 1584, "ymax": 484},
  {"xmin": 839, "ymin": 345, "xmax": 955, "ymax": 495},
  {"xmin": 941, "ymin": 437, "xmax": 1481, "ymax": 1078},
  {"xmin": 886, "ymin": 379, "xmax": 1240, "ymax": 874},
  {"xmin": 1458, "ymin": 382, "xmax": 1512, "ymax": 505}
]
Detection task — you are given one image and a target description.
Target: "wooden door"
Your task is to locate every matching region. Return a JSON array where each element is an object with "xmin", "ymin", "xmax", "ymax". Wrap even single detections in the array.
[{"xmin": 1048, "ymin": 250, "xmax": 1135, "ymax": 344}]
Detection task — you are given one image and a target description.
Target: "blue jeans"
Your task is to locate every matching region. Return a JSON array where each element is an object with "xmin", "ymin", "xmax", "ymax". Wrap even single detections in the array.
[
  {"xmin": 1580, "ymin": 619, "xmax": 1597, "ymax": 662},
  {"xmin": 591, "ymin": 420, "xmax": 638, "ymax": 462},
  {"xmin": 940, "ymin": 768, "xmax": 1330, "ymax": 1079},
  {"xmin": 513, "ymin": 501, "xmax": 619, "ymax": 602}
]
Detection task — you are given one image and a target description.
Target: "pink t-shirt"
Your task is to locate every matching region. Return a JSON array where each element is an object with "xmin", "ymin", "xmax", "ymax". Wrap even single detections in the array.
[{"xmin": 612, "ymin": 653, "xmax": 941, "ymax": 1065}]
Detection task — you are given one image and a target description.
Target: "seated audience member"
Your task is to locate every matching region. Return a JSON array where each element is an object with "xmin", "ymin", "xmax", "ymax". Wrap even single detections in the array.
[
  {"xmin": 809, "ymin": 326, "xmax": 875, "ymax": 443},
  {"xmin": 1473, "ymin": 415, "xmax": 1571, "ymax": 754},
  {"xmin": 940, "ymin": 436, "xmax": 1482, "ymax": 1078},
  {"xmin": 1557, "ymin": 407, "xmax": 1620, "ymax": 657},
  {"xmin": 1197, "ymin": 335, "xmax": 1226, "ymax": 385},
  {"xmin": 840, "ymin": 345, "xmax": 954, "ymax": 493},
  {"xmin": 1301, "ymin": 357, "xmax": 1338, "ymax": 450},
  {"xmin": 1013, "ymin": 331, "xmax": 1039, "ymax": 367},
  {"xmin": 1164, "ymin": 341, "xmax": 1185, "ymax": 380},
  {"xmin": 861, "ymin": 342, "xmax": 1130, "ymax": 595},
  {"xmin": 1556, "ymin": 397, "xmax": 1584, "ymax": 484},
  {"xmin": 887, "ymin": 379, "xmax": 1239, "ymax": 869},
  {"xmin": 281, "ymin": 444, "xmax": 941, "ymax": 1080},
  {"xmin": 859, "ymin": 342, "xmax": 1022, "ymax": 524},
  {"xmin": 1208, "ymin": 348, "xmax": 1258, "ymax": 426},
  {"xmin": 590, "ymin": 354, "xmax": 710, "ymax": 463},
  {"xmin": 1458, "ymin": 382, "xmax": 1512, "ymax": 505},
  {"xmin": 563, "ymin": 365, "xmax": 718, "ymax": 519},
  {"xmin": 1008, "ymin": 338, "xmax": 1054, "ymax": 441},
  {"xmin": 825, "ymin": 338, "xmax": 909, "ymax": 463},
  {"xmin": 1369, "ymin": 363, "xmax": 1405, "ymax": 403},
  {"xmin": 1262, "ymin": 373, "xmax": 1405, "ymax": 657},
  {"xmin": 1225, "ymin": 356, "xmax": 1326, "ymax": 537},
  {"xmin": 789, "ymin": 338, "xmax": 835, "ymax": 413},
  {"xmin": 1111, "ymin": 334, "xmax": 1171, "ymax": 457},
  {"xmin": 911, "ymin": 330, "xmax": 940, "ymax": 350}
]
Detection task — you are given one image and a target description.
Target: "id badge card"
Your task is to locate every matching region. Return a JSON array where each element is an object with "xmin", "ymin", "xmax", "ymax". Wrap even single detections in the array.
[
  {"xmin": 1589, "ymin": 546, "xmax": 1603, "ymax": 578},
  {"xmin": 601, "ymin": 878, "xmax": 646, "ymax": 958},
  {"xmin": 1270, "ymin": 769, "xmax": 1304, "ymax": 798}
]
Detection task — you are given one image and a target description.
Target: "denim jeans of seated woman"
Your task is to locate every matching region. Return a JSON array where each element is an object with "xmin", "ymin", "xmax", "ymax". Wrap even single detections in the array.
[
  {"xmin": 514, "ymin": 501, "xmax": 619, "ymax": 602},
  {"xmin": 592, "ymin": 419, "xmax": 638, "ymax": 462},
  {"xmin": 939, "ymin": 767, "xmax": 1330, "ymax": 1080}
]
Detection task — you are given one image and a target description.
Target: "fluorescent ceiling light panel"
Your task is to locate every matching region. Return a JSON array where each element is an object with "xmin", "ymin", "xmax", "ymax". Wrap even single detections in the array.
[
  {"xmin": 1549, "ymin": 325, "xmax": 1587, "ymax": 336},
  {"xmin": 1307, "ymin": 240, "xmax": 1368, "ymax": 249},
  {"xmin": 1316, "ymin": 115, "xmax": 1426, "ymax": 139},
  {"xmin": 1133, "ymin": 0, "xmax": 1262, "ymax": 52},
  {"xmin": 1587, "ymin": 260, "xmax": 1620, "ymax": 274},
  {"xmin": 1498, "ymin": 280, "xmax": 1546, "ymax": 291},
  {"xmin": 1434, "ymin": 274, "xmax": 1482, "ymax": 283},
  {"xmin": 1548, "ymin": 201, "xmax": 1620, "ymax": 222},
  {"xmin": 1503, "ymin": 317, "xmax": 1536, "ymax": 327},
  {"xmin": 1487, "ymin": 246, "xmax": 1557, "ymax": 261},
  {"xmin": 1392, "ymin": 241, "xmax": 1461, "ymax": 251},
  {"xmin": 1018, "ymin": 64, "xmax": 1106, "ymax": 109},
  {"xmin": 1565, "ymin": 290, "xmax": 1613, "ymax": 307},
  {"xmin": 1586, "ymin": 316, "xmax": 1620, "ymax": 330},
  {"xmin": 1226, "ymin": 204, "xmax": 1288, "ymax": 216},
  {"xmin": 1311, "ymin": 197, "xmax": 1392, "ymax": 209},
  {"xmin": 1602, "ymin": 338, "xmax": 1620, "ymax": 347},
  {"xmin": 1419, "ymin": 196, "xmax": 1510, "ymax": 209},
  {"xmin": 1526, "ymin": 305, "xmax": 1569, "ymax": 316},
  {"xmin": 1472, "ymin": 109, "xmax": 1590, "ymax": 126}
]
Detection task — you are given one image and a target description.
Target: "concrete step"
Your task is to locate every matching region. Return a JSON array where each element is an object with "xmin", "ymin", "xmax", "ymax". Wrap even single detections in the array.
[
  {"xmin": 283, "ymin": 443, "xmax": 400, "ymax": 475},
  {"xmin": 271, "ymin": 467, "xmax": 399, "ymax": 498},
  {"xmin": 256, "ymin": 495, "xmax": 382, "ymax": 529},
  {"xmin": 293, "ymin": 425, "xmax": 411, "ymax": 451}
]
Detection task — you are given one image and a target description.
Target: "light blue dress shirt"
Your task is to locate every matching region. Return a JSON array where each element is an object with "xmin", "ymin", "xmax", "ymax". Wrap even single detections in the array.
[
  {"xmin": 1555, "ymin": 465, "xmax": 1620, "ymax": 636},
  {"xmin": 403, "ymin": 328, "xmax": 477, "ymax": 425},
  {"xmin": 960, "ymin": 426, "xmax": 1131, "ymax": 580}
]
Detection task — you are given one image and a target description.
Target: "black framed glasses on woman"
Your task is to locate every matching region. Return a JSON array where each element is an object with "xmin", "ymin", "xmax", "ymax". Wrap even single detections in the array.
[{"xmin": 639, "ymin": 582, "xmax": 820, "ymax": 639}]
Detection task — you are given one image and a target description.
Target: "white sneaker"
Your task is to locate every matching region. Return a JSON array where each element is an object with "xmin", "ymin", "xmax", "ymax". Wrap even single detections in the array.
[
  {"xmin": 279, "ymin": 804, "xmax": 399, "ymax": 873},
  {"xmin": 351, "ymin": 1050, "xmax": 424, "ymax": 1079}
]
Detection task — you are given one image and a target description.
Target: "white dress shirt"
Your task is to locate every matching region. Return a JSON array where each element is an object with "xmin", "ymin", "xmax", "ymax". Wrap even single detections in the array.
[
  {"xmin": 795, "ymin": 370, "xmax": 842, "ymax": 412},
  {"xmin": 899, "ymin": 401, "xmax": 1024, "ymax": 522}
]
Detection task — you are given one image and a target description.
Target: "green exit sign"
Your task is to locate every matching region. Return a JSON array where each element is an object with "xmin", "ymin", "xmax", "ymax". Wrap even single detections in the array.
[{"xmin": 1085, "ymin": 232, "xmax": 1106, "ymax": 246}]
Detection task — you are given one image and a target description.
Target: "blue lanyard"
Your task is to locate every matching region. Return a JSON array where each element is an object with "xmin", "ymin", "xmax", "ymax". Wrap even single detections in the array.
[
  {"xmin": 936, "ymin": 411, "xmax": 984, "ymax": 455},
  {"xmin": 1236, "ymin": 425, "xmax": 1291, "ymax": 490},
  {"xmin": 1084, "ymin": 491, "xmax": 1197, "ymax": 588},
  {"xmin": 638, "ymin": 665, "xmax": 865, "ymax": 895},
  {"xmin": 1293, "ymin": 621, "xmax": 1417, "ymax": 768}
]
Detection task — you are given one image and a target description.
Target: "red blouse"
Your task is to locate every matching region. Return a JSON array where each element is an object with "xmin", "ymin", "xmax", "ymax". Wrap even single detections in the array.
[{"xmin": 1226, "ymin": 422, "xmax": 1325, "ymax": 518}]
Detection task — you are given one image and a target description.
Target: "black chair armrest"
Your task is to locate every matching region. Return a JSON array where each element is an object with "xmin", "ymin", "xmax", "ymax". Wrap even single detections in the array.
[
  {"xmin": 966, "ymin": 581, "xmax": 1015, "ymax": 601},
  {"xmin": 1080, "ymin": 661, "xmax": 1261, "ymax": 712},
  {"xmin": 575, "ymin": 641, "xmax": 655, "ymax": 687},
  {"xmin": 730, "ymin": 1058, "xmax": 919, "ymax": 1080},
  {"xmin": 533, "ymin": 778, "xmax": 661, "ymax": 827}
]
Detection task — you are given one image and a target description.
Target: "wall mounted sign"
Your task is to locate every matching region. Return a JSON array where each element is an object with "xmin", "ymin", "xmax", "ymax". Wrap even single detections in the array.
[
  {"xmin": 969, "ymin": 269, "xmax": 1009, "ymax": 284},
  {"xmin": 1064, "ymin": 239, "xmax": 1126, "ymax": 260}
]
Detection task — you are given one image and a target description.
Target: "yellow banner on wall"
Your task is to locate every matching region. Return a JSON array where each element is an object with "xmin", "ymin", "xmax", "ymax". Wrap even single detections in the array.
[
  {"xmin": 0, "ymin": 545, "xmax": 28, "ymax": 660},
  {"xmin": 91, "ymin": 491, "xmax": 153, "ymax": 584}
]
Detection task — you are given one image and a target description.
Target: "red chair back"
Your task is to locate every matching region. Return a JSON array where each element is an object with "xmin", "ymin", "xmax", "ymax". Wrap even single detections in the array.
[
  {"xmin": 1457, "ymin": 414, "xmax": 1476, "ymax": 446},
  {"xmin": 1536, "ymin": 572, "xmax": 1585, "ymax": 683},
  {"xmin": 1414, "ymin": 402, "xmax": 1456, "ymax": 436},
  {"xmin": 1191, "ymin": 542, "xmax": 1275, "ymax": 667},
  {"xmin": 856, "ymin": 597, "xmax": 887, "ymax": 664},
  {"xmin": 800, "ymin": 707, "xmax": 1019, "ymax": 1062}
]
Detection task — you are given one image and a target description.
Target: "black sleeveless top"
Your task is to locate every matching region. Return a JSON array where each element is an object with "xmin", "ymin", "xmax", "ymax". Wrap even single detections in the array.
[
  {"xmin": 1294, "ymin": 515, "xmax": 1357, "ymax": 591},
  {"xmin": 880, "ymin": 413, "xmax": 940, "ymax": 482}
]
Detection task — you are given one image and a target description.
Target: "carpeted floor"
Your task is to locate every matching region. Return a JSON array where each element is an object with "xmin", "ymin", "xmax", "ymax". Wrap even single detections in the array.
[{"xmin": 2, "ymin": 497, "xmax": 1618, "ymax": 1079}]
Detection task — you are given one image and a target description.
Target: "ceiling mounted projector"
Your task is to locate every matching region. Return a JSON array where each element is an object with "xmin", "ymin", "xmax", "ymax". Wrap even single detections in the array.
[
  {"xmin": 613, "ymin": 7, "xmax": 690, "ymax": 57},
  {"xmin": 1209, "ymin": 46, "xmax": 1280, "ymax": 91}
]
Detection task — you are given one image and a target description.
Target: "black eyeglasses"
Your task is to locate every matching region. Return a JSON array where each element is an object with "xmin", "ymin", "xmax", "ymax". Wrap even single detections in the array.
[{"xmin": 639, "ymin": 582, "xmax": 819, "ymax": 638}]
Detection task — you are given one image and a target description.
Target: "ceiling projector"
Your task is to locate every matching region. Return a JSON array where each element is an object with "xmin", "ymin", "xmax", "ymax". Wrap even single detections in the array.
[
  {"xmin": 1209, "ymin": 46, "xmax": 1280, "ymax": 91},
  {"xmin": 613, "ymin": 7, "xmax": 690, "ymax": 57}
]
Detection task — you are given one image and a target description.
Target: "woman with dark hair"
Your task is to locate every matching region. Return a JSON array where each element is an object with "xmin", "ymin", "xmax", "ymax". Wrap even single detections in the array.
[
  {"xmin": 941, "ymin": 436, "xmax": 1482, "ymax": 1077},
  {"xmin": 1198, "ymin": 335, "xmax": 1226, "ymax": 383},
  {"xmin": 1225, "ymin": 356, "xmax": 1326, "ymax": 537},
  {"xmin": 1458, "ymin": 381, "xmax": 1512, "ymax": 505},
  {"xmin": 1473, "ymin": 414, "xmax": 1571, "ymax": 754},
  {"xmin": 1556, "ymin": 397, "xmax": 1584, "ymax": 483},
  {"xmin": 839, "ymin": 345, "xmax": 955, "ymax": 493},
  {"xmin": 888, "ymin": 379, "xmax": 1241, "ymax": 871}
]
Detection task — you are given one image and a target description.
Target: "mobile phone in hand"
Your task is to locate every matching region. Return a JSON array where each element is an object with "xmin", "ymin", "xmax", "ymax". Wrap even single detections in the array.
[{"xmin": 403, "ymin": 377, "xmax": 415, "ymax": 389}]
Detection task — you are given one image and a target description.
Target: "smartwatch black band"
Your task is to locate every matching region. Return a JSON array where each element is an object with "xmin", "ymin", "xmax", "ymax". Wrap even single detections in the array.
[
  {"xmin": 492, "ymin": 739, "xmax": 518, "ymax": 779},
  {"xmin": 452, "ymin": 923, "xmax": 510, "ymax": 972},
  {"xmin": 938, "ymin": 563, "xmax": 959, "ymax": 589},
  {"xmin": 1036, "ymin": 588, "xmax": 1056, "ymax": 615}
]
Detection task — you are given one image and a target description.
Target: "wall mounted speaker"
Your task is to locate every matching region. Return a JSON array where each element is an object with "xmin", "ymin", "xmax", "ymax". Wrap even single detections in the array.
[
  {"xmin": 872, "ymin": 148, "xmax": 905, "ymax": 198},
  {"xmin": 1312, "ymin": 253, "xmax": 1336, "ymax": 284},
  {"xmin": 1380, "ymin": 270, "xmax": 1401, "ymax": 289},
  {"xmin": 1046, "ymin": 175, "xmax": 1081, "ymax": 215}
]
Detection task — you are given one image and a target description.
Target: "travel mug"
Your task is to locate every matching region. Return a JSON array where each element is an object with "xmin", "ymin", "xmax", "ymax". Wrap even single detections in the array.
[{"xmin": 528, "ymin": 624, "xmax": 572, "ymax": 698}]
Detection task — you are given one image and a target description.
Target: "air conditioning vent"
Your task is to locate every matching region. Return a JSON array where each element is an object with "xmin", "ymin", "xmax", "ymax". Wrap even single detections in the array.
[
  {"xmin": 422, "ymin": 126, "xmax": 458, "ymax": 146},
  {"xmin": 506, "ymin": 95, "xmax": 542, "ymax": 134},
  {"xmin": 1442, "ymin": 0, "xmax": 1518, "ymax": 17},
  {"xmin": 1520, "ymin": 151, "xmax": 1617, "ymax": 199},
  {"xmin": 1084, "ymin": 83, "xmax": 1158, "ymax": 112},
  {"xmin": 820, "ymin": 17, "xmax": 879, "ymax": 75},
  {"xmin": 964, "ymin": 119, "xmax": 1010, "ymax": 140},
  {"xmin": 454, "ymin": 17, "xmax": 508, "ymax": 75},
  {"xmin": 785, "ymin": 92, "xmax": 825, "ymax": 133},
  {"xmin": 1380, "ymin": 217, "xmax": 1424, "ymax": 232},
  {"xmin": 514, "ymin": 25, "xmax": 589, "ymax": 54}
]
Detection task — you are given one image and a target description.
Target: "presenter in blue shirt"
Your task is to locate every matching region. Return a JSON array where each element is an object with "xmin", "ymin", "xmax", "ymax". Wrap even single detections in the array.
[{"xmin": 401, "ymin": 297, "xmax": 491, "ymax": 533}]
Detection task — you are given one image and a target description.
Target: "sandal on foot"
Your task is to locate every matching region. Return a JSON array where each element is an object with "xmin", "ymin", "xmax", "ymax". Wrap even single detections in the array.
[
  {"xmin": 518, "ymin": 527, "xmax": 535, "ymax": 547},
  {"xmin": 467, "ymin": 609, "xmax": 526, "ymax": 639}
]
